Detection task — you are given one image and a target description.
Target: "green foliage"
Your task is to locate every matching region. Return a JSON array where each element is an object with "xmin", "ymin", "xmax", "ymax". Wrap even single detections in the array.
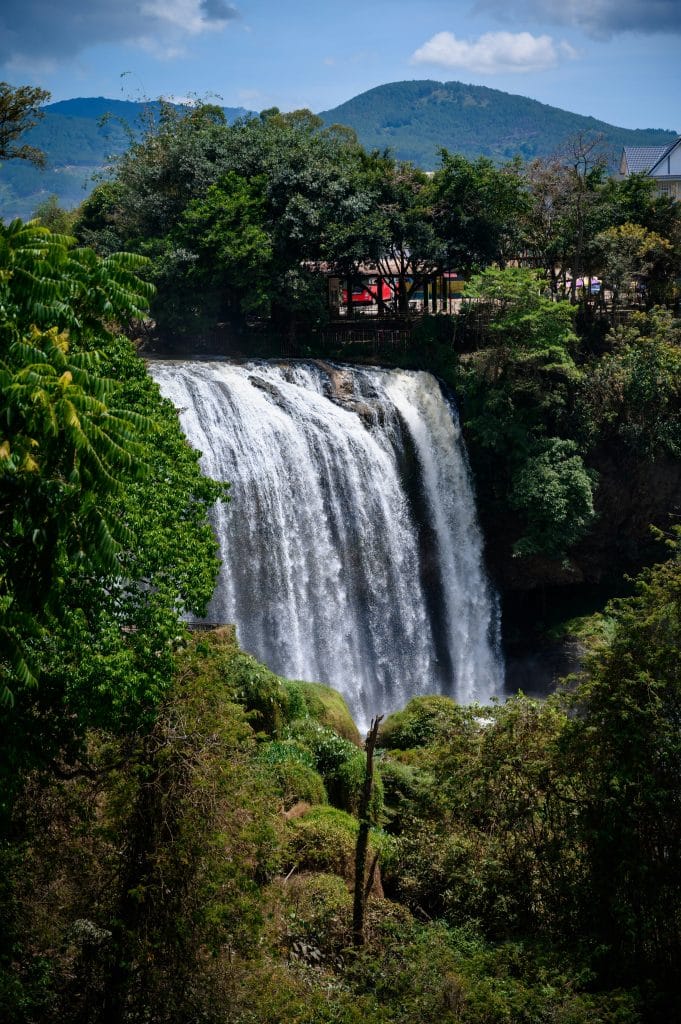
[
  {"xmin": 380, "ymin": 695, "xmax": 581, "ymax": 940},
  {"xmin": 258, "ymin": 741, "xmax": 328, "ymax": 809},
  {"xmin": 6, "ymin": 586, "xmax": 678, "ymax": 1022},
  {"xmin": 286, "ymin": 719, "xmax": 383, "ymax": 820},
  {"xmin": 270, "ymin": 871, "xmax": 352, "ymax": 960},
  {"xmin": 177, "ymin": 171, "xmax": 272, "ymax": 316},
  {"xmin": 576, "ymin": 308, "xmax": 681, "ymax": 458},
  {"xmin": 453, "ymin": 267, "xmax": 594, "ymax": 562},
  {"xmin": 74, "ymin": 101, "xmax": 379, "ymax": 337},
  {"xmin": 0, "ymin": 220, "xmax": 155, "ymax": 704},
  {"xmin": 0, "ymin": 644, "xmax": 284, "ymax": 1024},
  {"xmin": 593, "ymin": 222, "xmax": 673, "ymax": 307},
  {"xmin": 285, "ymin": 805, "xmax": 359, "ymax": 879},
  {"xmin": 375, "ymin": 757, "xmax": 439, "ymax": 829},
  {"xmin": 30, "ymin": 194, "xmax": 77, "ymax": 235},
  {"xmin": 433, "ymin": 153, "xmax": 527, "ymax": 270},
  {"xmin": 378, "ymin": 695, "xmax": 476, "ymax": 750},
  {"xmin": 0, "ymin": 82, "xmax": 50, "ymax": 167},
  {"xmin": 565, "ymin": 532, "xmax": 681, "ymax": 986},
  {"xmin": 222, "ymin": 647, "xmax": 295, "ymax": 734},
  {"xmin": 0, "ymin": 220, "xmax": 225, "ymax": 819},
  {"xmin": 289, "ymin": 680, "xmax": 361, "ymax": 744},
  {"xmin": 509, "ymin": 438, "xmax": 597, "ymax": 558}
]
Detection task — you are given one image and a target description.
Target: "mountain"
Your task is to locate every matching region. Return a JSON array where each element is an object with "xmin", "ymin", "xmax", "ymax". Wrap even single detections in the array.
[
  {"xmin": 0, "ymin": 82, "xmax": 677, "ymax": 221},
  {"xmin": 0, "ymin": 97, "xmax": 250, "ymax": 221},
  {"xmin": 319, "ymin": 80, "xmax": 677, "ymax": 169}
]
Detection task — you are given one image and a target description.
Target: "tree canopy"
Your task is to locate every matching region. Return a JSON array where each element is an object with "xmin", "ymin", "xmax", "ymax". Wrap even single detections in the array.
[{"xmin": 0, "ymin": 82, "xmax": 50, "ymax": 168}]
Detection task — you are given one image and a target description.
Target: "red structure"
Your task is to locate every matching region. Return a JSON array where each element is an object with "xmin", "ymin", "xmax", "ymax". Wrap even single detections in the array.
[{"xmin": 341, "ymin": 279, "xmax": 394, "ymax": 305}]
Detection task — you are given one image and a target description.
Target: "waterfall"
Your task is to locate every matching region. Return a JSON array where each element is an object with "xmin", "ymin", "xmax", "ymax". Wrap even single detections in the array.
[{"xmin": 149, "ymin": 359, "xmax": 503, "ymax": 725}]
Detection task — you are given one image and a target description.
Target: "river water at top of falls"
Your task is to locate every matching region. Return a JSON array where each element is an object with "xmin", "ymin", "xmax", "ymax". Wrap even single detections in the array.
[{"xmin": 149, "ymin": 359, "xmax": 503, "ymax": 727}]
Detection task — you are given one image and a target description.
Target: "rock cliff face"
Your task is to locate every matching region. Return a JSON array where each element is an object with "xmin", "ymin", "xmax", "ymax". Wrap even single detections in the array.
[
  {"xmin": 480, "ymin": 443, "xmax": 680, "ymax": 680},
  {"xmin": 576, "ymin": 450, "xmax": 681, "ymax": 582},
  {"xmin": 478, "ymin": 447, "xmax": 680, "ymax": 599}
]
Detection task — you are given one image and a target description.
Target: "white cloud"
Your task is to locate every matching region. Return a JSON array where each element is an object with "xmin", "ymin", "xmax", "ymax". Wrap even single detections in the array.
[{"xmin": 410, "ymin": 30, "xmax": 576, "ymax": 74}]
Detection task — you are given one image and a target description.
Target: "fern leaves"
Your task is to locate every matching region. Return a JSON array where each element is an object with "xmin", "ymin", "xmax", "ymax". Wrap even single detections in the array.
[{"xmin": 0, "ymin": 221, "xmax": 155, "ymax": 704}]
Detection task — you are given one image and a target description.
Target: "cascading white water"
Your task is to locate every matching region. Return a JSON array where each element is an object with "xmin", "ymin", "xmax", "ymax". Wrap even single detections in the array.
[{"xmin": 149, "ymin": 359, "xmax": 503, "ymax": 725}]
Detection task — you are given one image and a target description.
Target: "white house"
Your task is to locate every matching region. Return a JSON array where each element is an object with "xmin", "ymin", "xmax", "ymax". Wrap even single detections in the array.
[{"xmin": 619, "ymin": 137, "xmax": 681, "ymax": 200}]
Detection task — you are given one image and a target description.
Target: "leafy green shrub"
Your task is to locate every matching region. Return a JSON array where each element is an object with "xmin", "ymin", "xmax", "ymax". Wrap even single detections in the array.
[
  {"xmin": 258, "ymin": 739, "xmax": 317, "ymax": 769},
  {"xmin": 285, "ymin": 806, "xmax": 358, "ymax": 879},
  {"xmin": 273, "ymin": 871, "xmax": 352, "ymax": 958},
  {"xmin": 286, "ymin": 719, "xmax": 359, "ymax": 774},
  {"xmin": 577, "ymin": 309, "xmax": 681, "ymax": 458},
  {"xmin": 183, "ymin": 632, "xmax": 303, "ymax": 736},
  {"xmin": 258, "ymin": 740, "xmax": 328, "ymax": 809},
  {"xmin": 376, "ymin": 757, "xmax": 437, "ymax": 828},
  {"xmin": 278, "ymin": 681, "xmax": 309, "ymax": 724},
  {"xmin": 378, "ymin": 696, "xmax": 476, "ymax": 750},
  {"xmin": 285, "ymin": 719, "xmax": 383, "ymax": 819},
  {"xmin": 330, "ymin": 748, "xmax": 384, "ymax": 820},
  {"xmin": 223, "ymin": 959, "xmax": 385, "ymax": 1024},
  {"xmin": 288, "ymin": 681, "xmax": 360, "ymax": 744},
  {"xmin": 223, "ymin": 648, "xmax": 294, "ymax": 734},
  {"xmin": 509, "ymin": 438, "xmax": 597, "ymax": 558}
]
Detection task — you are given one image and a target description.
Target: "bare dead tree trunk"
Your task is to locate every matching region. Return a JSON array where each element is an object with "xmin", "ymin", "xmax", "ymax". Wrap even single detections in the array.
[{"xmin": 352, "ymin": 714, "xmax": 383, "ymax": 947}]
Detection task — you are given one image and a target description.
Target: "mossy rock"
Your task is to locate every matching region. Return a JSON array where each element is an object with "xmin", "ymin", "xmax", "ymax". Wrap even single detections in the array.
[
  {"xmin": 285, "ymin": 805, "xmax": 358, "ymax": 880},
  {"xmin": 274, "ymin": 871, "xmax": 352, "ymax": 955},
  {"xmin": 378, "ymin": 695, "xmax": 476, "ymax": 751},
  {"xmin": 271, "ymin": 762, "xmax": 328, "ymax": 810},
  {"xmin": 284, "ymin": 806, "xmax": 387, "ymax": 892},
  {"xmin": 286, "ymin": 680, "xmax": 361, "ymax": 744},
  {"xmin": 256, "ymin": 740, "xmax": 327, "ymax": 810}
]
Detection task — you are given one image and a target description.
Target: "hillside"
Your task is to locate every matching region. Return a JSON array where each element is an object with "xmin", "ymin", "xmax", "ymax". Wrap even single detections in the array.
[
  {"xmin": 0, "ymin": 81, "xmax": 677, "ymax": 220},
  {"xmin": 0, "ymin": 97, "xmax": 249, "ymax": 221},
  {"xmin": 319, "ymin": 79, "xmax": 677, "ymax": 168}
]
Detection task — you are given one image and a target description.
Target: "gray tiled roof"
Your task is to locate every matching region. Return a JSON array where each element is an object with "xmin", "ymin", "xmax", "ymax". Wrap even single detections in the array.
[{"xmin": 623, "ymin": 146, "xmax": 669, "ymax": 173}]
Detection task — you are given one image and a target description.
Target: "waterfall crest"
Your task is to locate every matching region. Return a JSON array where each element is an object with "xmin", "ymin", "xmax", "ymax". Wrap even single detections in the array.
[{"xmin": 150, "ymin": 359, "xmax": 503, "ymax": 725}]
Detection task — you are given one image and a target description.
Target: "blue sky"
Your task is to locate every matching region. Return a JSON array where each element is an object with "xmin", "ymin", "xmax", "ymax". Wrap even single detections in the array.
[{"xmin": 0, "ymin": 0, "xmax": 679, "ymax": 130}]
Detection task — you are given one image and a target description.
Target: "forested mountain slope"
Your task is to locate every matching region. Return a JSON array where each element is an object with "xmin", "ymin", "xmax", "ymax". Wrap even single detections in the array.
[{"xmin": 319, "ymin": 79, "xmax": 677, "ymax": 168}]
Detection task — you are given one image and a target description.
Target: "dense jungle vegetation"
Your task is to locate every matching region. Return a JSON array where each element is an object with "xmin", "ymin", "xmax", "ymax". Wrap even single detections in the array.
[{"xmin": 1, "ymin": 87, "xmax": 680, "ymax": 1023}]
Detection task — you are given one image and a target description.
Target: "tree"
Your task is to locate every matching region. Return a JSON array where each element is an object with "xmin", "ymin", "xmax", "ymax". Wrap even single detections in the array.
[
  {"xmin": 83, "ymin": 101, "xmax": 384, "ymax": 337},
  {"xmin": 593, "ymin": 221, "xmax": 672, "ymax": 311},
  {"xmin": 0, "ymin": 220, "xmax": 224, "ymax": 816},
  {"xmin": 565, "ymin": 534, "xmax": 681, "ymax": 994},
  {"xmin": 31, "ymin": 193, "xmax": 77, "ymax": 234},
  {"xmin": 522, "ymin": 139, "xmax": 611, "ymax": 304},
  {"xmin": 576, "ymin": 307, "xmax": 681, "ymax": 458},
  {"xmin": 432, "ymin": 153, "xmax": 527, "ymax": 272},
  {"xmin": 164, "ymin": 171, "xmax": 272, "ymax": 331},
  {"xmin": 0, "ymin": 326, "xmax": 150, "ymax": 700},
  {"xmin": 0, "ymin": 82, "xmax": 50, "ymax": 167},
  {"xmin": 509, "ymin": 438, "xmax": 596, "ymax": 558},
  {"xmin": 353, "ymin": 715, "xmax": 383, "ymax": 946},
  {"xmin": 454, "ymin": 268, "xmax": 594, "ymax": 563}
]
